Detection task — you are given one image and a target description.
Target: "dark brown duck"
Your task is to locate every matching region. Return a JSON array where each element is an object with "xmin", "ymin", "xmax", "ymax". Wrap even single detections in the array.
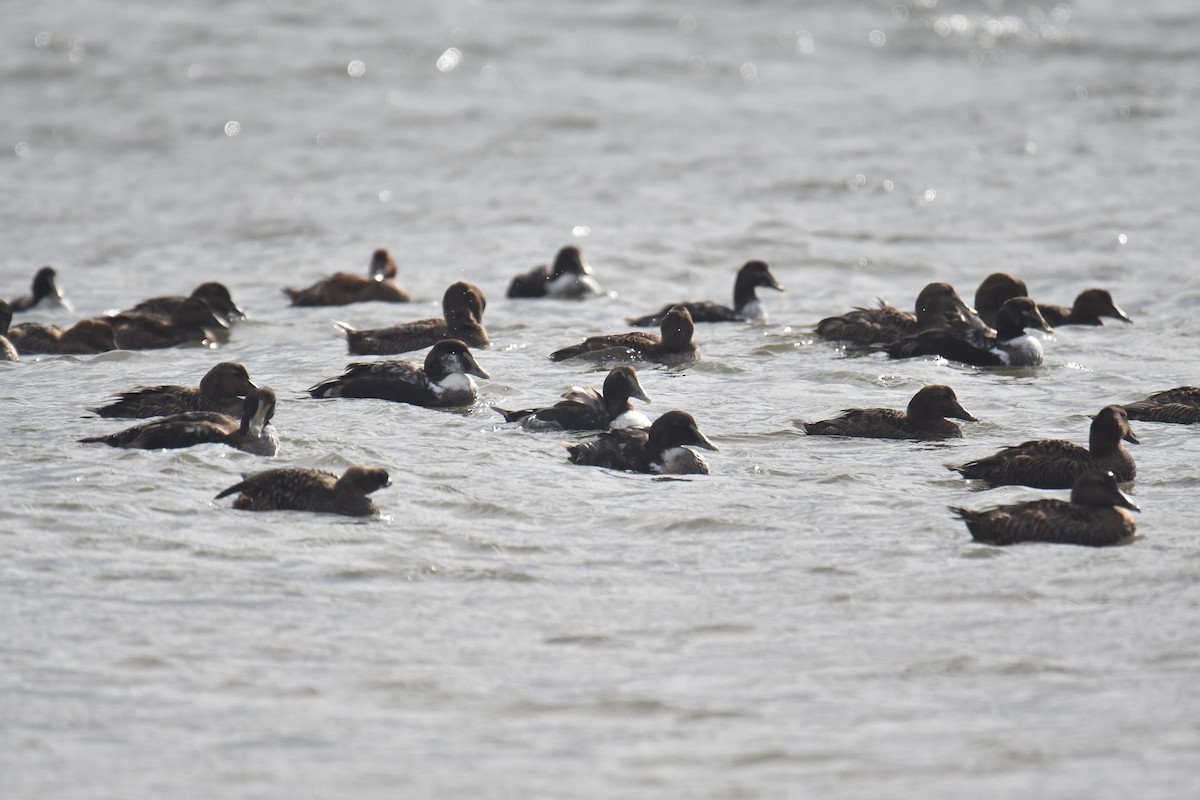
[
  {"xmin": 285, "ymin": 248, "xmax": 411, "ymax": 306},
  {"xmin": 817, "ymin": 282, "xmax": 989, "ymax": 347},
  {"xmin": 951, "ymin": 404, "xmax": 1137, "ymax": 489},
  {"xmin": 130, "ymin": 282, "xmax": 245, "ymax": 324},
  {"xmin": 336, "ymin": 281, "xmax": 488, "ymax": 355},
  {"xmin": 952, "ymin": 469, "xmax": 1139, "ymax": 547},
  {"xmin": 7, "ymin": 318, "xmax": 117, "ymax": 355},
  {"xmin": 104, "ymin": 297, "xmax": 228, "ymax": 350},
  {"xmin": 550, "ymin": 305, "xmax": 699, "ymax": 366},
  {"xmin": 1123, "ymin": 386, "xmax": 1200, "ymax": 424},
  {"xmin": 0, "ymin": 299, "xmax": 18, "ymax": 361},
  {"xmin": 88, "ymin": 362, "xmax": 257, "ymax": 418},
  {"xmin": 797, "ymin": 384, "xmax": 977, "ymax": 440},
  {"xmin": 493, "ymin": 364, "xmax": 652, "ymax": 431},
  {"xmin": 1037, "ymin": 288, "xmax": 1132, "ymax": 327},
  {"xmin": 216, "ymin": 466, "xmax": 390, "ymax": 517}
]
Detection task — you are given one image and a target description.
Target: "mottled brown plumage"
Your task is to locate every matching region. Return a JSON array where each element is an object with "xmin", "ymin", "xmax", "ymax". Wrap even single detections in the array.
[
  {"xmin": 952, "ymin": 405, "xmax": 1137, "ymax": 489},
  {"xmin": 336, "ymin": 281, "xmax": 488, "ymax": 355},
  {"xmin": 550, "ymin": 306, "xmax": 698, "ymax": 365},
  {"xmin": 8, "ymin": 318, "xmax": 116, "ymax": 355},
  {"xmin": 817, "ymin": 282, "xmax": 989, "ymax": 346},
  {"xmin": 285, "ymin": 249, "xmax": 411, "ymax": 306},
  {"xmin": 1123, "ymin": 386, "xmax": 1200, "ymax": 424},
  {"xmin": 952, "ymin": 470, "xmax": 1139, "ymax": 547},
  {"xmin": 130, "ymin": 282, "xmax": 245, "ymax": 323},
  {"xmin": 1038, "ymin": 288, "xmax": 1131, "ymax": 327},
  {"xmin": 216, "ymin": 466, "xmax": 390, "ymax": 516},
  {"xmin": 798, "ymin": 385, "xmax": 977, "ymax": 440},
  {"xmin": 105, "ymin": 298, "xmax": 227, "ymax": 350},
  {"xmin": 88, "ymin": 362, "xmax": 257, "ymax": 418}
]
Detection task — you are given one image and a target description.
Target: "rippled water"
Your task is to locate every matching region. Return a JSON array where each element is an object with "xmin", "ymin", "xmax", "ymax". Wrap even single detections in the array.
[{"xmin": 4, "ymin": 1, "xmax": 1200, "ymax": 798}]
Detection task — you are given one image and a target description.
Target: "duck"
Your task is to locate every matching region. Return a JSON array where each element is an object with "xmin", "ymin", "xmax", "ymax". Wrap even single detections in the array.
[
  {"xmin": 0, "ymin": 300, "xmax": 18, "ymax": 361},
  {"xmin": 796, "ymin": 384, "xmax": 977, "ymax": 440},
  {"xmin": 103, "ymin": 297, "xmax": 228, "ymax": 350},
  {"xmin": 567, "ymin": 410, "xmax": 717, "ymax": 474},
  {"xmin": 550, "ymin": 305, "xmax": 699, "ymax": 366},
  {"xmin": 817, "ymin": 282, "xmax": 989, "ymax": 347},
  {"xmin": 951, "ymin": 469, "xmax": 1139, "ymax": 547},
  {"xmin": 626, "ymin": 260, "xmax": 784, "ymax": 326},
  {"xmin": 335, "ymin": 281, "xmax": 488, "ymax": 355},
  {"xmin": 80, "ymin": 387, "xmax": 279, "ymax": 455},
  {"xmin": 1122, "ymin": 386, "xmax": 1200, "ymax": 424},
  {"xmin": 974, "ymin": 272, "xmax": 1029, "ymax": 328},
  {"xmin": 886, "ymin": 296, "xmax": 1052, "ymax": 367},
  {"xmin": 284, "ymin": 248, "xmax": 411, "ymax": 306},
  {"xmin": 216, "ymin": 466, "xmax": 391, "ymax": 516},
  {"xmin": 507, "ymin": 246, "xmax": 602, "ymax": 299},
  {"xmin": 88, "ymin": 362, "xmax": 257, "ymax": 418},
  {"xmin": 1037, "ymin": 288, "xmax": 1132, "ymax": 327},
  {"xmin": 7, "ymin": 318, "xmax": 117, "ymax": 355},
  {"xmin": 307, "ymin": 339, "xmax": 489, "ymax": 408},
  {"xmin": 492, "ymin": 365, "xmax": 652, "ymax": 431},
  {"xmin": 129, "ymin": 282, "xmax": 245, "ymax": 324},
  {"xmin": 950, "ymin": 404, "xmax": 1137, "ymax": 489},
  {"xmin": 9, "ymin": 266, "xmax": 68, "ymax": 312}
]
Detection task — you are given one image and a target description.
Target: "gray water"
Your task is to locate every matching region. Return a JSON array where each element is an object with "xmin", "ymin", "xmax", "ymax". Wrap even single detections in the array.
[{"xmin": 4, "ymin": 1, "xmax": 1200, "ymax": 798}]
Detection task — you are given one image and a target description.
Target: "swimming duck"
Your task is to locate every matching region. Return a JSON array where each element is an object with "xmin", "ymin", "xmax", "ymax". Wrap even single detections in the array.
[
  {"xmin": 817, "ymin": 282, "xmax": 989, "ymax": 347},
  {"xmin": 88, "ymin": 362, "xmax": 257, "ymax": 418},
  {"xmin": 1122, "ymin": 386, "xmax": 1200, "ymax": 424},
  {"xmin": 0, "ymin": 300, "xmax": 18, "ymax": 361},
  {"xmin": 886, "ymin": 296, "xmax": 1052, "ymax": 367},
  {"xmin": 626, "ymin": 260, "xmax": 784, "ymax": 326},
  {"xmin": 1037, "ymin": 288, "xmax": 1132, "ymax": 327},
  {"xmin": 284, "ymin": 248, "xmax": 411, "ymax": 306},
  {"xmin": 974, "ymin": 272, "xmax": 1030, "ymax": 328},
  {"xmin": 216, "ymin": 466, "xmax": 390, "ymax": 516},
  {"xmin": 104, "ymin": 297, "xmax": 228, "ymax": 350},
  {"xmin": 797, "ymin": 384, "xmax": 977, "ymax": 440},
  {"xmin": 493, "ymin": 364, "xmax": 652, "ymax": 431},
  {"xmin": 550, "ymin": 305, "xmax": 698, "ymax": 366},
  {"xmin": 9, "ymin": 266, "xmax": 68, "ymax": 312},
  {"xmin": 567, "ymin": 410, "xmax": 717, "ymax": 474},
  {"xmin": 129, "ymin": 282, "xmax": 245, "ymax": 324},
  {"xmin": 335, "ymin": 281, "xmax": 488, "ymax": 355},
  {"xmin": 7, "ymin": 318, "xmax": 117, "ymax": 355},
  {"xmin": 307, "ymin": 339, "xmax": 489, "ymax": 408},
  {"xmin": 951, "ymin": 469, "xmax": 1139, "ymax": 547},
  {"xmin": 507, "ymin": 246, "xmax": 602, "ymax": 299},
  {"xmin": 80, "ymin": 387, "xmax": 278, "ymax": 455},
  {"xmin": 950, "ymin": 404, "xmax": 1137, "ymax": 489}
]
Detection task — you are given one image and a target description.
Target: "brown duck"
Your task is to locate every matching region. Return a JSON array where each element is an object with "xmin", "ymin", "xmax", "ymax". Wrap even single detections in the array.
[
  {"xmin": 216, "ymin": 466, "xmax": 391, "ymax": 517},
  {"xmin": 797, "ymin": 384, "xmax": 977, "ymax": 440},
  {"xmin": 952, "ymin": 469, "xmax": 1139, "ymax": 547},
  {"xmin": 88, "ymin": 362, "xmax": 257, "ymax": 418},
  {"xmin": 285, "ymin": 248, "xmax": 411, "ymax": 306},
  {"xmin": 1123, "ymin": 386, "xmax": 1200, "ymax": 424},
  {"xmin": 951, "ymin": 404, "xmax": 1137, "ymax": 489},
  {"xmin": 550, "ymin": 305, "xmax": 698, "ymax": 366},
  {"xmin": 105, "ymin": 297, "xmax": 228, "ymax": 349},
  {"xmin": 335, "ymin": 281, "xmax": 488, "ymax": 355},
  {"xmin": 817, "ymin": 282, "xmax": 989, "ymax": 347},
  {"xmin": 7, "ymin": 318, "xmax": 117, "ymax": 355}
]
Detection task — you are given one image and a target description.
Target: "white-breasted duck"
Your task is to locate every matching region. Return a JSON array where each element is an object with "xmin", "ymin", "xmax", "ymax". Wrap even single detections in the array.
[
  {"xmin": 886, "ymin": 296, "xmax": 1052, "ymax": 367},
  {"xmin": 307, "ymin": 339, "xmax": 489, "ymax": 408},
  {"xmin": 9, "ymin": 266, "xmax": 68, "ymax": 312},
  {"xmin": 626, "ymin": 260, "xmax": 784, "ymax": 326},
  {"xmin": 507, "ymin": 246, "xmax": 602, "ymax": 299},
  {"xmin": 567, "ymin": 410, "xmax": 717, "ymax": 475},
  {"xmin": 493, "ymin": 364, "xmax": 652, "ymax": 431}
]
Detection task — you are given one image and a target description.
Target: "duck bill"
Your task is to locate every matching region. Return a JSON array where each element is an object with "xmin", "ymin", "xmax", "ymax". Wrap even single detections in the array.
[
  {"xmin": 689, "ymin": 427, "xmax": 718, "ymax": 452},
  {"xmin": 952, "ymin": 403, "xmax": 978, "ymax": 422},
  {"xmin": 464, "ymin": 352, "xmax": 490, "ymax": 380},
  {"xmin": 1123, "ymin": 429, "xmax": 1140, "ymax": 445},
  {"xmin": 248, "ymin": 402, "xmax": 271, "ymax": 437},
  {"xmin": 1114, "ymin": 487, "xmax": 1140, "ymax": 512},
  {"xmin": 628, "ymin": 375, "xmax": 652, "ymax": 405},
  {"xmin": 1111, "ymin": 305, "xmax": 1133, "ymax": 324}
]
